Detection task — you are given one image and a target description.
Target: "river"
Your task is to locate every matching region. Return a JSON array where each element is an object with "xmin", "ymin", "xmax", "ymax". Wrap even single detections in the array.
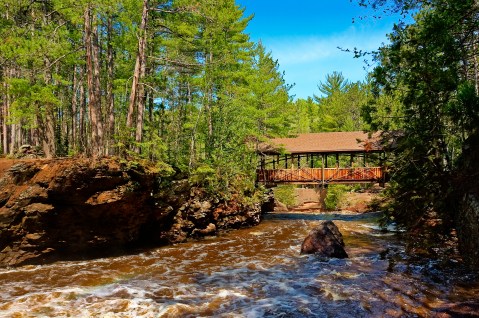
[{"xmin": 0, "ymin": 212, "xmax": 478, "ymax": 317}]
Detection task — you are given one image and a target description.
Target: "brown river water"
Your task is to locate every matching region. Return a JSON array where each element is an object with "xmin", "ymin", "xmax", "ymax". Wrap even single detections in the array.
[{"xmin": 1, "ymin": 212, "xmax": 478, "ymax": 317}]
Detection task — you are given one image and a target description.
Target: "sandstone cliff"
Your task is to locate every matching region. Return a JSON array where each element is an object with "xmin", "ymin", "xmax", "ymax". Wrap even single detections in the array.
[{"xmin": 0, "ymin": 158, "xmax": 263, "ymax": 267}]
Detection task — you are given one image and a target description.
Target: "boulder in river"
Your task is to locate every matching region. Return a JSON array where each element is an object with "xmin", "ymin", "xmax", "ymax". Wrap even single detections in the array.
[{"xmin": 300, "ymin": 220, "xmax": 348, "ymax": 258}]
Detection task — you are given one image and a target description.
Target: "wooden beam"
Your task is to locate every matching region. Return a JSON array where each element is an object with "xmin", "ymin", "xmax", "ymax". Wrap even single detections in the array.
[{"xmin": 321, "ymin": 154, "xmax": 325, "ymax": 188}]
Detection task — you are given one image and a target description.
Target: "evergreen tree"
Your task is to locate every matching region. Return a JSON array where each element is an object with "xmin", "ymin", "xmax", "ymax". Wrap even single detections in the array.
[
  {"xmin": 0, "ymin": 0, "xmax": 296, "ymax": 194},
  {"xmin": 364, "ymin": 0, "xmax": 479, "ymax": 267},
  {"xmin": 246, "ymin": 42, "xmax": 293, "ymax": 138},
  {"xmin": 313, "ymin": 72, "xmax": 369, "ymax": 132}
]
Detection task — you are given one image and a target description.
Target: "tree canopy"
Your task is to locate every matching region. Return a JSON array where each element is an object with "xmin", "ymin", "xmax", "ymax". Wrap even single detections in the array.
[
  {"xmin": 363, "ymin": 0, "xmax": 479, "ymax": 267},
  {"xmin": 0, "ymin": 0, "xmax": 298, "ymax": 193}
]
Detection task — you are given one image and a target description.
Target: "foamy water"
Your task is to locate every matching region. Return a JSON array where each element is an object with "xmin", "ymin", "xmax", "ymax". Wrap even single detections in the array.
[{"xmin": 0, "ymin": 213, "xmax": 478, "ymax": 317}]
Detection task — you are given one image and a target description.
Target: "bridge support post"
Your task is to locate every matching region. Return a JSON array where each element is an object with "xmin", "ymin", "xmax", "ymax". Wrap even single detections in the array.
[{"xmin": 321, "ymin": 154, "xmax": 325, "ymax": 188}]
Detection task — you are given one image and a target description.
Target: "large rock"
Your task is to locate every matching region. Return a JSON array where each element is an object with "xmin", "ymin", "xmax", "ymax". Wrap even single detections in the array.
[
  {"xmin": 300, "ymin": 220, "xmax": 348, "ymax": 258},
  {"xmin": 452, "ymin": 132, "xmax": 479, "ymax": 270},
  {"xmin": 0, "ymin": 158, "xmax": 263, "ymax": 267},
  {"xmin": 456, "ymin": 192, "xmax": 479, "ymax": 269}
]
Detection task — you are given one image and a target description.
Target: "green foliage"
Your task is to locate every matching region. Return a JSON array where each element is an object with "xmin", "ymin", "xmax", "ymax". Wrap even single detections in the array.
[
  {"xmin": 324, "ymin": 185, "xmax": 349, "ymax": 211},
  {"xmin": 273, "ymin": 185, "xmax": 296, "ymax": 208},
  {"xmin": 189, "ymin": 164, "xmax": 217, "ymax": 189},
  {"xmin": 245, "ymin": 42, "xmax": 294, "ymax": 137},
  {"xmin": 290, "ymin": 97, "xmax": 319, "ymax": 133},
  {"xmin": 0, "ymin": 0, "xmax": 295, "ymax": 199},
  {"xmin": 361, "ymin": 89, "xmax": 403, "ymax": 131},
  {"xmin": 315, "ymin": 71, "xmax": 350, "ymax": 98},
  {"xmin": 289, "ymin": 72, "xmax": 370, "ymax": 135},
  {"xmin": 364, "ymin": 0, "xmax": 479, "ymax": 230}
]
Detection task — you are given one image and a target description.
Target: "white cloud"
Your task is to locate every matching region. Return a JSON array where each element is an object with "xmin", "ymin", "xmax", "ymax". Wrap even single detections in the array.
[
  {"xmin": 265, "ymin": 26, "xmax": 388, "ymax": 66},
  {"xmin": 258, "ymin": 26, "xmax": 392, "ymax": 99}
]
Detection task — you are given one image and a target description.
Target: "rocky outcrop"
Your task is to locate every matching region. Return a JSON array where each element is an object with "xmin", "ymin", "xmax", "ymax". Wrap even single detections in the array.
[
  {"xmin": 456, "ymin": 192, "xmax": 479, "ymax": 269},
  {"xmin": 452, "ymin": 132, "xmax": 479, "ymax": 270},
  {"xmin": 0, "ymin": 158, "xmax": 263, "ymax": 267},
  {"xmin": 300, "ymin": 220, "xmax": 348, "ymax": 258},
  {"xmin": 147, "ymin": 180, "xmax": 262, "ymax": 244}
]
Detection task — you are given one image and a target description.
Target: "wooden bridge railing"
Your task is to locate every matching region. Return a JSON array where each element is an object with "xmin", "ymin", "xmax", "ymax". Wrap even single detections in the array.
[{"xmin": 257, "ymin": 167, "xmax": 384, "ymax": 185}]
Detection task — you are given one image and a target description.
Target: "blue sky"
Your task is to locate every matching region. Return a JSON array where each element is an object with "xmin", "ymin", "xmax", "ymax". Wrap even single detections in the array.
[{"xmin": 236, "ymin": 0, "xmax": 405, "ymax": 100}]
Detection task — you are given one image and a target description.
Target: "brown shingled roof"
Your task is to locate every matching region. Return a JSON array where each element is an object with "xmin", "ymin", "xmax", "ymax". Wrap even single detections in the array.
[{"xmin": 258, "ymin": 131, "xmax": 382, "ymax": 154}]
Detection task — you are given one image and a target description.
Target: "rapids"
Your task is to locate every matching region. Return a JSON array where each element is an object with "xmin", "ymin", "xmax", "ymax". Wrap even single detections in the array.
[{"xmin": 0, "ymin": 212, "xmax": 478, "ymax": 317}]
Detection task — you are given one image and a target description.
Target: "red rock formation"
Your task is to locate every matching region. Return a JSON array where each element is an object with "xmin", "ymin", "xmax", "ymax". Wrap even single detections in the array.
[{"xmin": 0, "ymin": 158, "xmax": 262, "ymax": 267}]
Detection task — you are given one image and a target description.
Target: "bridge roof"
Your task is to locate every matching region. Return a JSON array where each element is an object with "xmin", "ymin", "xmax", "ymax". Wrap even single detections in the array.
[{"xmin": 258, "ymin": 131, "xmax": 382, "ymax": 155}]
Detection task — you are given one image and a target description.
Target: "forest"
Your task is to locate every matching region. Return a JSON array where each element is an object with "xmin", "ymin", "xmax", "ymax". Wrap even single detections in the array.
[
  {"xmin": 1, "ymin": 0, "xmax": 479, "ymax": 267},
  {"xmin": 0, "ymin": 0, "xmax": 370, "ymax": 191}
]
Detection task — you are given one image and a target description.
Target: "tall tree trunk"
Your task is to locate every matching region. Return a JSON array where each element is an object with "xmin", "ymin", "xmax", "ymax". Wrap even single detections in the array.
[
  {"xmin": 134, "ymin": 39, "xmax": 147, "ymax": 153},
  {"xmin": 39, "ymin": 55, "xmax": 57, "ymax": 158},
  {"xmin": 473, "ymin": 33, "xmax": 479, "ymax": 95},
  {"xmin": 8, "ymin": 67, "xmax": 17, "ymax": 156},
  {"xmin": 35, "ymin": 102, "xmax": 56, "ymax": 158},
  {"xmin": 71, "ymin": 66, "xmax": 78, "ymax": 151},
  {"xmin": 2, "ymin": 68, "xmax": 10, "ymax": 155},
  {"xmin": 92, "ymin": 20, "xmax": 104, "ymax": 156},
  {"xmin": 31, "ymin": 127, "xmax": 38, "ymax": 150},
  {"xmin": 204, "ymin": 51, "xmax": 214, "ymax": 159},
  {"xmin": 106, "ymin": 16, "xmax": 115, "ymax": 156},
  {"xmin": 84, "ymin": 6, "xmax": 104, "ymax": 158},
  {"xmin": 44, "ymin": 109, "xmax": 56, "ymax": 158},
  {"xmin": 147, "ymin": 91, "xmax": 154, "ymax": 159},
  {"xmin": 79, "ymin": 67, "xmax": 86, "ymax": 152},
  {"xmin": 127, "ymin": 0, "xmax": 148, "ymax": 154},
  {"xmin": 9, "ymin": 123, "xmax": 16, "ymax": 155}
]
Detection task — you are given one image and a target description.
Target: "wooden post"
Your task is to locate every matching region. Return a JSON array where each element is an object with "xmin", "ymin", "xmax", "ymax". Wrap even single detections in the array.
[
  {"xmin": 297, "ymin": 154, "xmax": 301, "ymax": 169},
  {"xmin": 336, "ymin": 153, "xmax": 339, "ymax": 168},
  {"xmin": 350, "ymin": 153, "xmax": 354, "ymax": 167},
  {"xmin": 321, "ymin": 154, "xmax": 325, "ymax": 188},
  {"xmin": 285, "ymin": 154, "xmax": 288, "ymax": 169},
  {"xmin": 311, "ymin": 154, "xmax": 314, "ymax": 168},
  {"xmin": 379, "ymin": 151, "xmax": 385, "ymax": 187}
]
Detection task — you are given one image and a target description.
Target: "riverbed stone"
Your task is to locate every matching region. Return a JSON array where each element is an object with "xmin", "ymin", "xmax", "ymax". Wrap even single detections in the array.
[{"xmin": 300, "ymin": 220, "xmax": 348, "ymax": 258}]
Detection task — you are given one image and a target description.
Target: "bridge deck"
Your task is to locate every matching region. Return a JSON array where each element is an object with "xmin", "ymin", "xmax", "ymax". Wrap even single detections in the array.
[{"xmin": 257, "ymin": 167, "xmax": 384, "ymax": 185}]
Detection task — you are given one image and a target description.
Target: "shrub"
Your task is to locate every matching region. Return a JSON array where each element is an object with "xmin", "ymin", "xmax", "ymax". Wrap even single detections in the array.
[
  {"xmin": 273, "ymin": 185, "xmax": 296, "ymax": 208},
  {"xmin": 324, "ymin": 184, "xmax": 349, "ymax": 210}
]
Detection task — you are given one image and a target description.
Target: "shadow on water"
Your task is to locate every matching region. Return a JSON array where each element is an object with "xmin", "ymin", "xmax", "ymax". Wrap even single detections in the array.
[{"xmin": 265, "ymin": 211, "xmax": 385, "ymax": 222}]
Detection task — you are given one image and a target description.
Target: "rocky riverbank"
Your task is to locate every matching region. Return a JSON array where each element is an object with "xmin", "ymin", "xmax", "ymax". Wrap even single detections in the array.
[{"xmin": 0, "ymin": 158, "xmax": 264, "ymax": 267}]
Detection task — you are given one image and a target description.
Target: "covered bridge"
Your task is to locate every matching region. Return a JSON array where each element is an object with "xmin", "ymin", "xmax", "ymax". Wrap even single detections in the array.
[{"xmin": 256, "ymin": 131, "xmax": 386, "ymax": 187}]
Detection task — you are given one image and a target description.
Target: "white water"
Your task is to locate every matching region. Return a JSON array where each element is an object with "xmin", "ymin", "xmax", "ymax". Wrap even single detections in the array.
[{"xmin": 0, "ymin": 212, "xmax": 478, "ymax": 317}]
